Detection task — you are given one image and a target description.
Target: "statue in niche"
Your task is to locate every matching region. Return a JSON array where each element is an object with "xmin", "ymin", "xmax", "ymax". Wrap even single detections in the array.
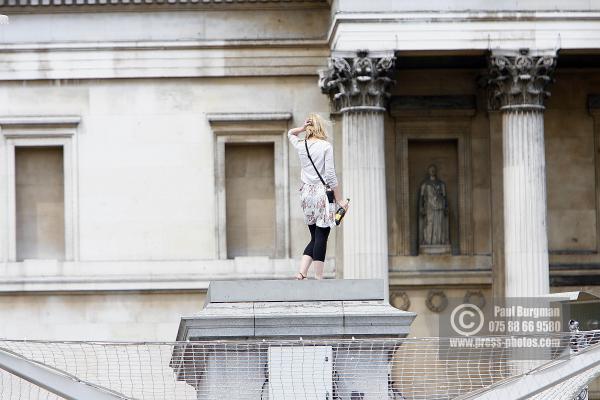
[{"xmin": 418, "ymin": 164, "xmax": 451, "ymax": 255}]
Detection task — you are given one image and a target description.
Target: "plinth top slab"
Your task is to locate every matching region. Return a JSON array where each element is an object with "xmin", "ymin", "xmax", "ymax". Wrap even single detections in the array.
[
  {"xmin": 205, "ymin": 279, "xmax": 384, "ymax": 304},
  {"xmin": 176, "ymin": 279, "xmax": 416, "ymax": 340}
]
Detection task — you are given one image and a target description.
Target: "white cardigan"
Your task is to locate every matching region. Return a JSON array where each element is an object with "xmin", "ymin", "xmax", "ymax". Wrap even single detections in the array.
[{"xmin": 288, "ymin": 131, "xmax": 338, "ymax": 189}]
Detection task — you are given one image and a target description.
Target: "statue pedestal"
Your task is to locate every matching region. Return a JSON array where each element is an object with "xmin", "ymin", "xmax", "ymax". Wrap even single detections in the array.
[
  {"xmin": 171, "ymin": 279, "xmax": 416, "ymax": 400},
  {"xmin": 419, "ymin": 244, "xmax": 451, "ymax": 255}
]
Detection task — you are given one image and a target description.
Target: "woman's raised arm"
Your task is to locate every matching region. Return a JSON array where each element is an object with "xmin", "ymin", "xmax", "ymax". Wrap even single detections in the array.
[{"xmin": 287, "ymin": 120, "xmax": 311, "ymax": 147}]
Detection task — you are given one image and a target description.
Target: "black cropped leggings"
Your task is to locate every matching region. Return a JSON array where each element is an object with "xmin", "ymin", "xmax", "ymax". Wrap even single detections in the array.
[{"xmin": 303, "ymin": 224, "xmax": 331, "ymax": 262}]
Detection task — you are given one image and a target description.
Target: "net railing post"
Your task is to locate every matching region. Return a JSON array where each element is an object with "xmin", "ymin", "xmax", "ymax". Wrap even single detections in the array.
[{"xmin": 570, "ymin": 320, "xmax": 592, "ymax": 400}]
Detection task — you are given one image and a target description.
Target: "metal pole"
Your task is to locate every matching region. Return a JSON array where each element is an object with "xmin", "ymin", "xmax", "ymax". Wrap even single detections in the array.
[{"xmin": 0, "ymin": 347, "xmax": 128, "ymax": 400}]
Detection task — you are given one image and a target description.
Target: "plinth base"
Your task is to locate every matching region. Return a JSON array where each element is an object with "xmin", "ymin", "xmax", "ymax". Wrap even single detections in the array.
[
  {"xmin": 176, "ymin": 279, "xmax": 416, "ymax": 340},
  {"xmin": 172, "ymin": 280, "xmax": 417, "ymax": 399},
  {"xmin": 420, "ymin": 244, "xmax": 451, "ymax": 255}
]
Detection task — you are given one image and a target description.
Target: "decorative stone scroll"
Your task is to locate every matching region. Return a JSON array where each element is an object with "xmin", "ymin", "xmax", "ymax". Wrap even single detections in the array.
[
  {"xmin": 487, "ymin": 49, "xmax": 557, "ymax": 111},
  {"xmin": 319, "ymin": 50, "xmax": 396, "ymax": 112}
]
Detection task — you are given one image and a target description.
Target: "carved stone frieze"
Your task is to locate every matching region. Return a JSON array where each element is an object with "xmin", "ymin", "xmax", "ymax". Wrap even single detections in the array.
[
  {"xmin": 487, "ymin": 49, "xmax": 557, "ymax": 111},
  {"xmin": 425, "ymin": 290, "xmax": 448, "ymax": 313},
  {"xmin": 463, "ymin": 290, "xmax": 486, "ymax": 310},
  {"xmin": 319, "ymin": 50, "xmax": 396, "ymax": 113},
  {"xmin": 390, "ymin": 290, "xmax": 411, "ymax": 311}
]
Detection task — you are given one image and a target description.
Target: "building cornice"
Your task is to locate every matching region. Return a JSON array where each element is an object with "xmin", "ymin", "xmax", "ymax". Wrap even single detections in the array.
[
  {"xmin": 0, "ymin": 38, "xmax": 328, "ymax": 52},
  {"xmin": 0, "ymin": 0, "xmax": 328, "ymax": 12},
  {"xmin": 0, "ymin": 39, "xmax": 330, "ymax": 80},
  {"xmin": 0, "ymin": 259, "xmax": 336, "ymax": 293},
  {"xmin": 328, "ymin": 10, "xmax": 600, "ymax": 52}
]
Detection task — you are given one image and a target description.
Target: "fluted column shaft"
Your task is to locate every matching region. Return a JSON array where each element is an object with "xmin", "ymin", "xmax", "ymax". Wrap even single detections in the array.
[
  {"xmin": 342, "ymin": 110, "xmax": 388, "ymax": 292},
  {"xmin": 487, "ymin": 49, "xmax": 557, "ymax": 299},
  {"xmin": 319, "ymin": 51, "xmax": 395, "ymax": 299},
  {"xmin": 502, "ymin": 109, "xmax": 549, "ymax": 297}
]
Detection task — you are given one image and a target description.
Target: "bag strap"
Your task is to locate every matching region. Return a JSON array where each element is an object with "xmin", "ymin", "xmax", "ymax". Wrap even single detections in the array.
[{"xmin": 304, "ymin": 139, "xmax": 329, "ymax": 188}]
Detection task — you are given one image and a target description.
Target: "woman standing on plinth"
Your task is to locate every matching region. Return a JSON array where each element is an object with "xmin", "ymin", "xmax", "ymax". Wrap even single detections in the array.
[{"xmin": 288, "ymin": 113, "xmax": 348, "ymax": 280}]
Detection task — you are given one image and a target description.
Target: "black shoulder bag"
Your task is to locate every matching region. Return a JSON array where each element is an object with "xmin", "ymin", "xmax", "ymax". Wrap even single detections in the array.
[{"xmin": 305, "ymin": 140, "xmax": 335, "ymax": 204}]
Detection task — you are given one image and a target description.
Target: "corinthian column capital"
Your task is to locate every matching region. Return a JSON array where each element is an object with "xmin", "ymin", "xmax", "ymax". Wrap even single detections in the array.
[
  {"xmin": 487, "ymin": 49, "xmax": 557, "ymax": 111},
  {"xmin": 319, "ymin": 50, "xmax": 396, "ymax": 113}
]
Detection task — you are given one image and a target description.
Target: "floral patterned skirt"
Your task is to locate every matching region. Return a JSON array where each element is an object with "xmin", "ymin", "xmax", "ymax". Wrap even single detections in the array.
[{"xmin": 300, "ymin": 183, "xmax": 335, "ymax": 228}]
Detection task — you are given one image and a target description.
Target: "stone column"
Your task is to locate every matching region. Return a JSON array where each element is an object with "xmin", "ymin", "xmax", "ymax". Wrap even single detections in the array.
[
  {"xmin": 487, "ymin": 49, "xmax": 557, "ymax": 298},
  {"xmin": 319, "ymin": 51, "xmax": 395, "ymax": 298}
]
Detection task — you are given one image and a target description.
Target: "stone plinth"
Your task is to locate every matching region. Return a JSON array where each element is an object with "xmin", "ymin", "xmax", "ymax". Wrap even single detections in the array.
[
  {"xmin": 172, "ymin": 280, "xmax": 416, "ymax": 400},
  {"xmin": 419, "ymin": 244, "xmax": 452, "ymax": 255},
  {"xmin": 175, "ymin": 279, "xmax": 415, "ymax": 340}
]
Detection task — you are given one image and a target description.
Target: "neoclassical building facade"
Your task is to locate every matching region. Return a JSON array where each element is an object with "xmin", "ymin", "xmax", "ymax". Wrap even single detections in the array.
[{"xmin": 0, "ymin": 0, "xmax": 599, "ymax": 352}]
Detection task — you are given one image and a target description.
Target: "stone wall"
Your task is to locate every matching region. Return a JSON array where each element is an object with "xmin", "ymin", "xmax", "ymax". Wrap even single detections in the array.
[
  {"xmin": 386, "ymin": 69, "xmax": 492, "ymax": 290},
  {"xmin": 386, "ymin": 66, "xmax": 600, "ymax": 339},
  {"xmin": 0, "ymin": 76, "xmax": 329, "ymax": 263},
  {"xmin": 2, "ymin": 67, "xmax": 600, "ymax": 342},
  {"xmin": 1, "ymin": 3, "xmax": 600, "ymax": 354},
  {"xmin": 0, "ymin": 292, "xmax": 204, "ymax": 341},
  {"xmin": 0, "ymin": 4, "xmax": 332, "ymax": 340},
  {"xmin": 546, "ymin": 70, "xmax": 598, "ymax": 253}
]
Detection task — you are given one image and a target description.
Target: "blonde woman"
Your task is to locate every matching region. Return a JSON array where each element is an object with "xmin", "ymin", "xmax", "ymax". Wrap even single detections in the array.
[{"xmin": 288, "ymin": 113, "xmax": 349, "ymax": 280}]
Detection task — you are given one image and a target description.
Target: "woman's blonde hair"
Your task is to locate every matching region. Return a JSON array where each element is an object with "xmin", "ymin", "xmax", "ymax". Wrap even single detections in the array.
[{"xmin": 305, "ymin": 113, "xmax": 330, "ymax": 140}]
